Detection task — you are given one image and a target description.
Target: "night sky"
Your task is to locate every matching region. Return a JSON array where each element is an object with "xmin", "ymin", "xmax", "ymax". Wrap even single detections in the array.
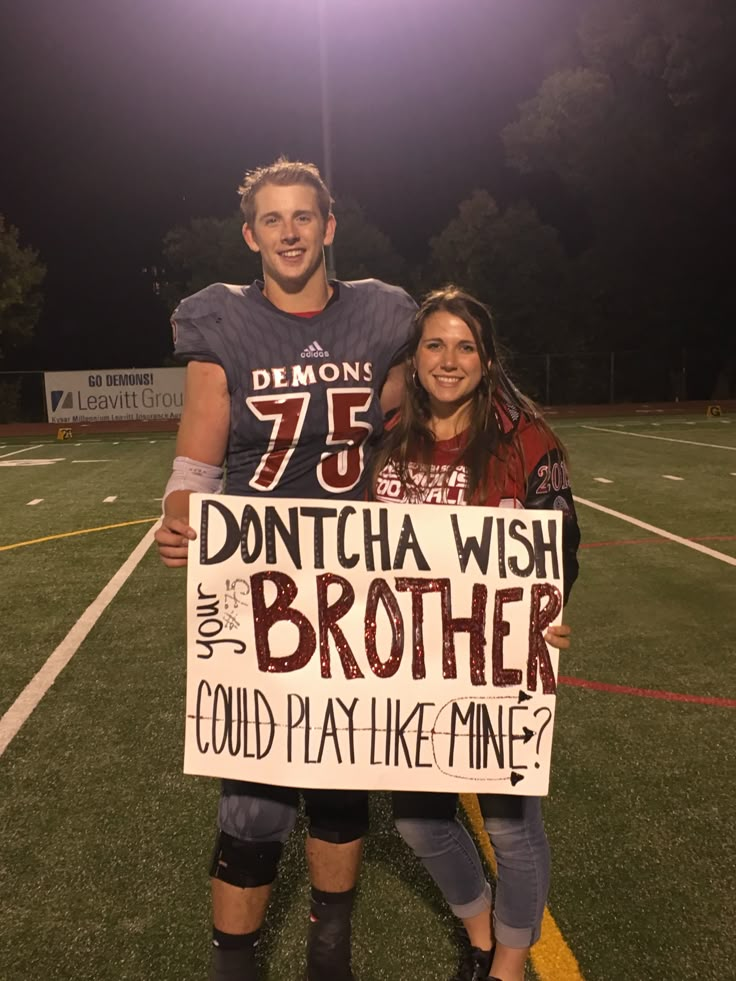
[{"xmin": 2, "ymin": 0, "xmax": 584, "ymax": 369}]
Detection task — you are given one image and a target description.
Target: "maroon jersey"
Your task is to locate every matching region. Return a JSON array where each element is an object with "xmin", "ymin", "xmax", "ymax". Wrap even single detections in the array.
[
  {"xmin": 374, "ymin": 409, "xmax": 580, "ymax": 599},
  {"xmin": 173, "ymin": 279, "xmax": 416, "ymax": 499}
]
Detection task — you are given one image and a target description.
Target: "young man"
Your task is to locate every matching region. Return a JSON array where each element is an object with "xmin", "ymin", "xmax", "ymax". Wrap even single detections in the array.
[{"xmin": 155, "ymin": 158, "xmax": 416, "ymax": 981}]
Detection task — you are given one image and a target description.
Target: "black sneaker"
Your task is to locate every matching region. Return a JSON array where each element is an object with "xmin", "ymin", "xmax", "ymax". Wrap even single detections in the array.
[
  {"xmin": 305, "ymin": 904, "xmax": 355, "ymax": 981},
  {"xmin": 449, "ymin": 941, "xmax": 496, "ymax": 981}
]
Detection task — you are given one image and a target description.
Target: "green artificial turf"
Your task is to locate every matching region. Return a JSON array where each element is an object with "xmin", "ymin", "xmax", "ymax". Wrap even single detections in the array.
[{"xmin": 1, "ymin": 419, "xmax": 734, "ymax": 980}]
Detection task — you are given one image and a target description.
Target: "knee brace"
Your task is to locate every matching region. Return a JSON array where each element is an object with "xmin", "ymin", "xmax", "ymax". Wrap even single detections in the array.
[
  {"xmin": 209, "ymin": 830, "xmax": 283, "ymax": 888},
  {"xmin": 304, "ymin": 791, "xmax": 369, "ymax": 844}
]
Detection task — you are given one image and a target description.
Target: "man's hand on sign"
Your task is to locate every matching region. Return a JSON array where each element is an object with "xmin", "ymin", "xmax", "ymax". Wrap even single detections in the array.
[
  {"xmin": 544, "ymin": 623, "xmax": 571, "ymax": 650},
  {"xmin": 155, "ymin": 514, "xmax": 197, "ymax": 567}
]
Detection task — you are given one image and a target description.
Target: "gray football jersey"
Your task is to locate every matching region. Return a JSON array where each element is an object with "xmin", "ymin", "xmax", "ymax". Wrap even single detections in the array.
[{"xmin": 173, "ymin": 279, "xmax": 416, "ymax": 499}]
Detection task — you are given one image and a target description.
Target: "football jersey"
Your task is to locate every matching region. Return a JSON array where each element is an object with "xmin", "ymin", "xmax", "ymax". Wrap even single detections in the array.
[{"xmin": 173, "ymin": 279, "xmax": 416, "ymax": 499}]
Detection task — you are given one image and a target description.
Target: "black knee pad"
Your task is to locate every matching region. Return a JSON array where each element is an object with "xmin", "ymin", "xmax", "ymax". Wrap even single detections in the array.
[
  {"xmin": 304, "ymin": 790, "xmax": 369, "ymax": 844},
  {"xmin": 209, "ymin": 830, "xmax": 283, "ymax": 888}
]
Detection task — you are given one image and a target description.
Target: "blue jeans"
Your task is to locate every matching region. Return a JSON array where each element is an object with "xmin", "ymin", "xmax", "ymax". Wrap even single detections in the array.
[{"xmin": 392, "ymin": 792, "xmax": 550, "ymax": 948}]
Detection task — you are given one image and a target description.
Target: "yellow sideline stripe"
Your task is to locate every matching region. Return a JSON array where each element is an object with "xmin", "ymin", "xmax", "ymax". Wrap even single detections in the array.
[
  {"xmin": 460, "ymin": 793, "xmax": 585, "ymax": 981},
  {"xmin": 0, "ymin": 517, "xmax": 159, "ymax": 551}
]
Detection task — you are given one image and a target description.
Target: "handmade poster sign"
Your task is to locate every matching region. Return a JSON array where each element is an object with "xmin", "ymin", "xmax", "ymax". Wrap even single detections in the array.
[{"xmin": 184, "ymin": 494, "xmax": 564, "ymax": 795}]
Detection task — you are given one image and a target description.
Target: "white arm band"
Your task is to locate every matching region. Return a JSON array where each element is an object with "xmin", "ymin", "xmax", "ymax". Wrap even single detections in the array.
[{"xmin": 163, "ymin": 456, "xmax": 224, "ymax": 508}]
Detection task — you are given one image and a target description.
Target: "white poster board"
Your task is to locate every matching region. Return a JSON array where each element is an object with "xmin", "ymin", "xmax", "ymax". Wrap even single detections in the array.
[
  {"xmin": 184, "ymin": 494, "xmax": 564, "ymax": 796},
  {"xmin": 44, "ymin": 368, "xmax": 185, "ymax": 423}
]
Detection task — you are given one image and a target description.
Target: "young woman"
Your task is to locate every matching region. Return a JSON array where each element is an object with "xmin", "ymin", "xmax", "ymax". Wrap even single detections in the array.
[{"xmin": 373, "ymin": 286, "xmax": 580, "ymax": 981}]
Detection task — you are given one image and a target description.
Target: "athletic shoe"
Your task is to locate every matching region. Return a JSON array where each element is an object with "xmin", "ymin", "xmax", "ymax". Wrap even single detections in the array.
[{"xmin": 449, "ymin": 943, "xmax": 497, "ymax": 981}]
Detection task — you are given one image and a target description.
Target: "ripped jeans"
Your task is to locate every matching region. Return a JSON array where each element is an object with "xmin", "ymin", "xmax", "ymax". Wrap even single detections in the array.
[{"xmin": 392, "ymin": 792, "xmax": 550, "ymax": 949}]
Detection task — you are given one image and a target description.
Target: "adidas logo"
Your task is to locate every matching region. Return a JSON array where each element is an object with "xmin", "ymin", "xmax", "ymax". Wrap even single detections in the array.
[{"xmin": 300, "ymin": 341, "xmax": 330, "ymax": 359}]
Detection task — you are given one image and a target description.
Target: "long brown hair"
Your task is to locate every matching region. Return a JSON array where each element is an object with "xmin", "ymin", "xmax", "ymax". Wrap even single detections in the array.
[{"xmin": 373, "ymin": 285, "xmax": 566, "ymax": 504}]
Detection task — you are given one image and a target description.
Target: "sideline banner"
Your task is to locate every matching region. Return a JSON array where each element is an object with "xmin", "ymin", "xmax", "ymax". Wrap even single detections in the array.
[
  {"xmin": 44, "ymin": 368, "xmax": 185, "ymax": 423},
  {"xmin": 184, "ymin": 494, "xmax": 564, "ymax": 796}
]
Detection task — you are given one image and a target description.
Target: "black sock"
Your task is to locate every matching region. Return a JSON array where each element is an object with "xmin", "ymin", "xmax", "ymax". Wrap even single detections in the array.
[
  {"xmin": 307, "ymin": 888, "xmax": 355, "ymax": 980},
  {"xmin": 209, "ymin": 928, "xmax": 261, "ymax": 981},
  {"xmin": 310, "ymin": 886, "xmax": 356, "ymax": 910}
]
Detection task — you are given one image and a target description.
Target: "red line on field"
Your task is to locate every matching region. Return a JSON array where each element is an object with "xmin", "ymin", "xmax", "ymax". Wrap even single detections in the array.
[
  {"xmin": 559, "ymin": 675, "xmax": 736, "ymax": 708},
  {"xmin": 581, "ymin": 534, "xmax": 736, "ymax": 549}
]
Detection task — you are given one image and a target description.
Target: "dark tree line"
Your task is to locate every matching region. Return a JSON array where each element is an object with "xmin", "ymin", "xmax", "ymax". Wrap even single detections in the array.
[
  {"xmin": 0, "ymin": 216, "xmax": 45, "ymax": 363},
  {"xmin": 158, "ymin": 1, "xmax": 734, "ymax": 401},
  {"xmin": 0, "ymin": 217, "xmax": 45, "ymax": 421},
  {"xmin": 502, "ymin": 0, "xmax": 735, "ymax": 396}
]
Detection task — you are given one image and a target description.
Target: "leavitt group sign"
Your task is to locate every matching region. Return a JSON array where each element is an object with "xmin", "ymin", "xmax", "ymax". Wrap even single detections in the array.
[
  {"xmin": 184, "ymin": 495, "xmax": 565, "ymax": 796},
  {"xmin": 44, "ymin": 368, "xmax": 185, "ymax": 423}
]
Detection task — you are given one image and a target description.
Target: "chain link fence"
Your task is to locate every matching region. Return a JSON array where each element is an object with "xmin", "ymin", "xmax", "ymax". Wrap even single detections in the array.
[
  {"xmin": 506, "ymin": 349, "xmax": 732, "ymax": 405},
  {"xmin": 0, "ymin": 372, "xmax": 46, "ymax": 423},
  {"xmin": 0, "ymin": 350, "xmax": 732, "ymax": 424}
]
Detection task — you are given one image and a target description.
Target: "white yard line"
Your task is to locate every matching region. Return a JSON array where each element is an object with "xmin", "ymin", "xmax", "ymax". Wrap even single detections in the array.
[
  {"xmin": 574, "ymin": 496, "xmax": 736, "ymax": 567},
  {"xmin": 582, "ymin": 425, "xmax": 736, "ymax": 451},
  {"xmin": 72, "ymin": 459, "xmax": 112, "ymax": 464},
  {"xmin": 0, "ymin": 459, "xmax": 64, "ymax": 467},
  {"xmin": 26, "ymin": 499, "xmax": 43, "ymax": 506},
  {"xmin": 0, "ymin": 523, "xmax": 158, "ymax": 758},
  {"xmin": 103, "ymin": 496, "xmax": 118, "ymax": 503},
  {"xmin": 662, "ymin": 474, "xmax": 684, "ymax": 481},
  {"xmin": 0, "ymin": 444, "xmax": 43, "ymax": 460},
  {"xmin": 593, "ymin": 477, "xmax": 613, "ymax": 484}
]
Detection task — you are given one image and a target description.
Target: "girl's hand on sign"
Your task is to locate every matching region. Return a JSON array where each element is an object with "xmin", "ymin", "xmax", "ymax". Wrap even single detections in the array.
[{"xmin": 544, "ymin": 623, "xmax": 572, "ymax": 651}]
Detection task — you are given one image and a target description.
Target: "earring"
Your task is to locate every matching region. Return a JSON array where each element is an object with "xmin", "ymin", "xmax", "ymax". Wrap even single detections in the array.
[{"xmin": 412, "ymin": 369, "xmax": 422, "ymax": 389}]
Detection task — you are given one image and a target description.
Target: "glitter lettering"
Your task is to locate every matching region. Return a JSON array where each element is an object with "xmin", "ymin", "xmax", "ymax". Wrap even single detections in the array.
[
  {"xmin": 251, "ymin": 571, "xmax": 316, "ymax": 673},
  {"xmin": 527, "ymin": 583, "xmax": 562, "ymax": 693}
]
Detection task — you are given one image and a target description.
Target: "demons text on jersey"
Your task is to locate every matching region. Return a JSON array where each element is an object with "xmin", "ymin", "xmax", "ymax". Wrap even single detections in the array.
[{"xmin": 251, "ymin": 360, "xmax": 373, "ymax": 390}]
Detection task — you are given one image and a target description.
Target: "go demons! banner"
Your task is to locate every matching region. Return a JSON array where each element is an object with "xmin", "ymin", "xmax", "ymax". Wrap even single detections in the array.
[
  {"xmin": 184, "ymin": 494, "xmax": 565, "ymax": 796},
  {"xmin": 44, "ymin": 368, "xmax": 185, "ymax": 423}
]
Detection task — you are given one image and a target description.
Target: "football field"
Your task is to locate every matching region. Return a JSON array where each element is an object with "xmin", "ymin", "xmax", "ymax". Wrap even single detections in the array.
[{"xmin": 1, "ymin": 415, "xmax": 734, "ymax": 981}]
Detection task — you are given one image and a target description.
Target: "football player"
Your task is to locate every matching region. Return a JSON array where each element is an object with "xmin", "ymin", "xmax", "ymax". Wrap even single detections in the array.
[{"xmin": 155, "ymin": 158, "xmax": 416, "ymax": 981}]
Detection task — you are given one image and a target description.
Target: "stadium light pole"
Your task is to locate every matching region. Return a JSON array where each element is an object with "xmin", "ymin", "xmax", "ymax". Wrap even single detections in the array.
[{"xmin": 317, "ymin": 0, "xmax": 337, "ymax": 279}]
